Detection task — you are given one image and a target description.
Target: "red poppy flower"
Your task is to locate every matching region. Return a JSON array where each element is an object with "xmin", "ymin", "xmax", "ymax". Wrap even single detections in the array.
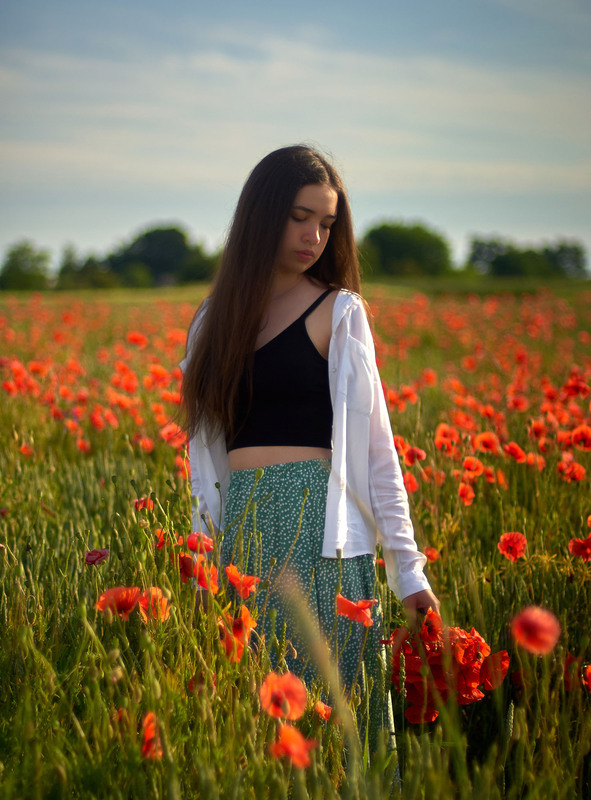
[
  {"xmin": 134, "ymin": 496, "xmax": 154, "ymax": 511},
  {"xmin": 510, "ymin": 606, "xmax": 561, "ymax": 655},
  {"xmin": 219, "ymin": 605, "xmax": 257, "ymax": 662},
  {"xmin": 314, "ymin": 700, "xmax": 332, "ymax": 721},
  {"xmin": 270, "ymin": 724, "xmax": 317, "ymax": 768},
  {"xmin": 507, "ymin": 395, "xmax": 529, "ymax": 412},
  {"xmin": 403, "ymin": 472, "xmax": 420, "ymax": 493},
  {"xmin": 159, "ymin": 421, "xmax": 187, "ymax": 449},
  {"xmin": 155, "ymin": 528, "xmax": 168, "ymax": 549},
  {"xmin": 423, "ymin": 546, "xmax": 440, "ymax": 562},
  {"xmin": 225, "ymin": 564, "xmax": 261, "ymax": 599},
  {"xmin": 336, "ymin": 594, "xmax": 377, "ymax": 626},
  {"xmin": 568, "ymin": 534, "xmax": 591, "ymax": 562},
  {"xmin": 174, "ymin": 552, "xmax": 196, "ymax": 584},
  {"xmin": 138, "ymin": 587, "xmax": 170, "ymax": 622},
  {"xmin": 480, "ymin": 650, "xmax": 510, "ymax": 690},
  {"xmin": 260, "ymin": 672, "xmax": 307, "ymax": 720},
  {"xmin": 95, "ymin": 586, "xmax": 140, "ymax": 620},
  {"xmin": 497, "ymin": 532, "xmax": 527, "ymax": 562},
  {"xmin": 435, "ymin": 423, "xmax": 460, "ymax": 454},
  {"xmin": 496, "ymin": 469, "xmax": 509, "ymax": 490},
  {"xmin": 141, "ymin": 712, "xmax": 163, "ymax": 760},
  {"xmin": 420, "ymin": 367, "xmax": 437, "ymax": 386},
  {"xmin": 420, "ymin": 607, "xmax": 443, "ymax": 642},
  {"xmin": 472, "ymin": 431, "xmax": 501, "ymax": 455},
  {"xmin": 458, "ymin": 482, "xmax": 475, "ymax": 506},
  {"xmin": 503, "ymin": 442, "xmax": 527, "ymax": 463},
  {"xmin": 462, "ymin": 456, "xmax": 484, "ymax": 477},
  {"xmin": 403, "ymin": 690, "xmax": 439, "ymax": 724},
  {"xmin": 187, "ymin": 532, "xmax": 214, "ymax": 554},
  {"xmin": 195, "ymin": 555, "xmax": 219, "ymax": 594},
  {"xmin": 127, "ymin": 331, "xmax": 148, "ymax": 348},
  {"xmin": 85, "ymin": 548, "xmax": 110, "ymax": 565},
  {"xmin": 582, "ymin": 665, "xmax": 591, "ymax": 691},
  {"xmin": 572, "ymin": 424, "xmax": 591, "ymax": 451},
  {"xmin": 19, "ymin": 443, "xmax": 33, "ymax": 457},
  {"xmin": 558, "ymin": 460, "xmax": 586, "ymax": 482},
  {"xmin": 137, "ymin": 435, "xmax": 154, "ymax": 453},
  {"xmin": 404, "ymin": 446, "xmax": 427, "ymax": 466}
]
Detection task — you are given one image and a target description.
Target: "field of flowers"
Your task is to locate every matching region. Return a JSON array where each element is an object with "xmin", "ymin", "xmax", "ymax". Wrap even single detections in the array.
[{"xmin": 1, "ymin": 283, "xmax": 590, "ymax": 799}]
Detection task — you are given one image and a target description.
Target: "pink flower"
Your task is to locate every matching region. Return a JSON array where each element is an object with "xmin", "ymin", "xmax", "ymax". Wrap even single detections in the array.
[{"xmin": 85, "ymin": 548, "xmax": 110, "ymax": 565}]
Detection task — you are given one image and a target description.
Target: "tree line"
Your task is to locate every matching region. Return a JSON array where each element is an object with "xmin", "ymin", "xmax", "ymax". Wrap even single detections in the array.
[{"xmin": 0, "ymin": 221, "xmax": 587, "ymax": 291}]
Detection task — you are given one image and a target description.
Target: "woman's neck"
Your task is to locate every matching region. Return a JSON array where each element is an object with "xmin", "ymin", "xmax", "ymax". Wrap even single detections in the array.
[{"xmin": 268, "ymin": 273, "xmax": 306, "ymax": 302}]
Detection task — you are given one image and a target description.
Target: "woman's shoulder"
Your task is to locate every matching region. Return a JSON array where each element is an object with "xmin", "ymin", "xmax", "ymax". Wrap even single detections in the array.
[{"xmin": 332, "ymin": 288, "xmax": 368, "ymax": 322}]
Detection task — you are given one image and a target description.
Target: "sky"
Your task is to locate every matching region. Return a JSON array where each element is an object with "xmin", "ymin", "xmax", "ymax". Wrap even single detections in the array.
[{"xmin": 1, "ymin": 0, "xmax": 590, "ymax": 270}]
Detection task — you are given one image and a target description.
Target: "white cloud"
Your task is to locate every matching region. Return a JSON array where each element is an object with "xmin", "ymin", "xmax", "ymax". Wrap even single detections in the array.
[{"xmin": 2, "ymin": 33, "xmax": 589, "ymax": 197}]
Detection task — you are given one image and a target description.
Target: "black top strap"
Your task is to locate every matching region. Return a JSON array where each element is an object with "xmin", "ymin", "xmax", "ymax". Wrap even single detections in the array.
[{"xmin": 299, "ymin": 289, "xmax": 333, "ymax": 321}]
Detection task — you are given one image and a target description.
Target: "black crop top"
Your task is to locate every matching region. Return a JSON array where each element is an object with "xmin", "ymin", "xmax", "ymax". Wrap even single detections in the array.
[{"xmin": 227, "ymin": 290, "xmax": 334, "ymax": 451}]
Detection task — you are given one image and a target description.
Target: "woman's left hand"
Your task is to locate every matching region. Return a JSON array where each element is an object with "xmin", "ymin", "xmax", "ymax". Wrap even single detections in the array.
[{"xmin": 402, "ymin": 588, "xmax": 441, "ymax": 629}]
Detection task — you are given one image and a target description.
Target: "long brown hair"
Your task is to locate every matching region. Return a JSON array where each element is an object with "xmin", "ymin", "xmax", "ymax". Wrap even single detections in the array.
[{"xmin": 181, "ymin": 145, "xmax": 361, "ymax": 442}]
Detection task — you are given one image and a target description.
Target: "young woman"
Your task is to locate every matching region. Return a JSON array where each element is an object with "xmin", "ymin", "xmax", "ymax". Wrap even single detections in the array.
[{"xmin": 181, "ymin": 145, "xmax": 439, "ymax": 729}]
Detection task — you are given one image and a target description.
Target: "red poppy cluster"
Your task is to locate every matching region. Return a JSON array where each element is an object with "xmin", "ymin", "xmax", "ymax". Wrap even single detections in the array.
[
  {"xmin": 260, "ymin": 672, "xmax": 317, "ymax": 768},
  {"xmin": 384, "ymin": 609, "xmax": 509, "ymax": 724},
  {"xmin": 2, "ymin": 296, "xmax": 196, "ymax": 476},
  {"xmin": 95, "ymin": 585, "xmax": 170, "ymax": 622}
]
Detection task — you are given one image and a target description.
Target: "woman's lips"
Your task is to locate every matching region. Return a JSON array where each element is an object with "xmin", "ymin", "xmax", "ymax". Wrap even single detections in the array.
[{"xmin": 295, "ymin": 250, "xmax": 314, "ymax": 261}]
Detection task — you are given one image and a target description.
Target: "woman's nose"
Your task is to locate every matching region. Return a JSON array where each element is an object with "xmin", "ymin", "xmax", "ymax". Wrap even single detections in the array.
[{"xmin": 303, "ymin": 224, "xmax": 320, "ymax": 244}]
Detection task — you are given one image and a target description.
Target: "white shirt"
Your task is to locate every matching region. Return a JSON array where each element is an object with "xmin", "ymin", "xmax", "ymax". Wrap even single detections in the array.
[{"xmin": 181, "ymin": 289, "xmax": 431, "ymax": 600}]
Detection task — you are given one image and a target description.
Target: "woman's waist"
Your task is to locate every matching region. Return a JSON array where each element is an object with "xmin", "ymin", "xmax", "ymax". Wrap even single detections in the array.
[{"xmin": 227, "ymin": 445, "xmax": 332, "ymax": 472}]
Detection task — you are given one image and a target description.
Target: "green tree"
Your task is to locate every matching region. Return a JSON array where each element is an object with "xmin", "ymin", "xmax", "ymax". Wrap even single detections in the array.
[
  {"xmin": 178, "ymin": 243, "xmax": 219, "ymax": 283},
  {"xmin": 466, "ymin": 236, "xmax": 588, "ymax": 278},
  {"xmin": 56, "ymin": 247, "xmax": 120, "ymax": 289},
  {"xmin": 77, "ymin": 257, "xmax": 120, "ymax": 289},
  {"xmin": 543, "ymin": 240, "xmax": 587, "ymax": 278},
  {"xmin": 108, "ymin": 226, "xmax": 192, "ymax": 285},
  {"xmin": 55, "ymin": 243, "xmax": 81, "ymax": 290},
  {"xmin": 490, "ymin": 247, "xmax": 549, "ymax": 278},
  {"xmin": 0, "ymin": 240, "xmax": 51, "ymax": 291},
  {"xmin": 360, "ymin": 221, "xmax": 452, "ymax": 276},
  {"xmin": 465, "ymin": 238, "xmax": 508, "ymax": 274}
]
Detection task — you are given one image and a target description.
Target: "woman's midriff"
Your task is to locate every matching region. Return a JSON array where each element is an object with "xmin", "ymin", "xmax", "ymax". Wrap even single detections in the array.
[{"xmin": 227, "ymin": 445, "xmax": 332, "ymax": 471}]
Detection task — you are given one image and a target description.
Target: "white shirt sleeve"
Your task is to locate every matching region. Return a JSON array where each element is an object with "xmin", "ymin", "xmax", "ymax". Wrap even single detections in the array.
[
  {"xmin": 178, "ymin": 301, "xmax": 217, "ymax": 532},
  {"xmin": 353, "ymin": 301, "xmax": 431, "ymax": 599}
]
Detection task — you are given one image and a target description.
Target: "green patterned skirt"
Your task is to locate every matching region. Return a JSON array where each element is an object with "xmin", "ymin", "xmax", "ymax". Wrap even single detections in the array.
[{"xmin": 220, "ymin": 458, "xmax": 393, "ymax": 741}]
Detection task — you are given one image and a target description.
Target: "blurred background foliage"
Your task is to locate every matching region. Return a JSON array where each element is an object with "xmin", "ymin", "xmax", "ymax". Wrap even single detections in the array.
[{"xmin": 0, "ymin": 221, "xmax": 588, "ymax": 291}]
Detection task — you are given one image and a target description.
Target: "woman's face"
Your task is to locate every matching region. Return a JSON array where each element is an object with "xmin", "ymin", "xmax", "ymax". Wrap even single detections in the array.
[{"xmin": 275, "ymin": 183, "xmax": 338, "ymax": 276}]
